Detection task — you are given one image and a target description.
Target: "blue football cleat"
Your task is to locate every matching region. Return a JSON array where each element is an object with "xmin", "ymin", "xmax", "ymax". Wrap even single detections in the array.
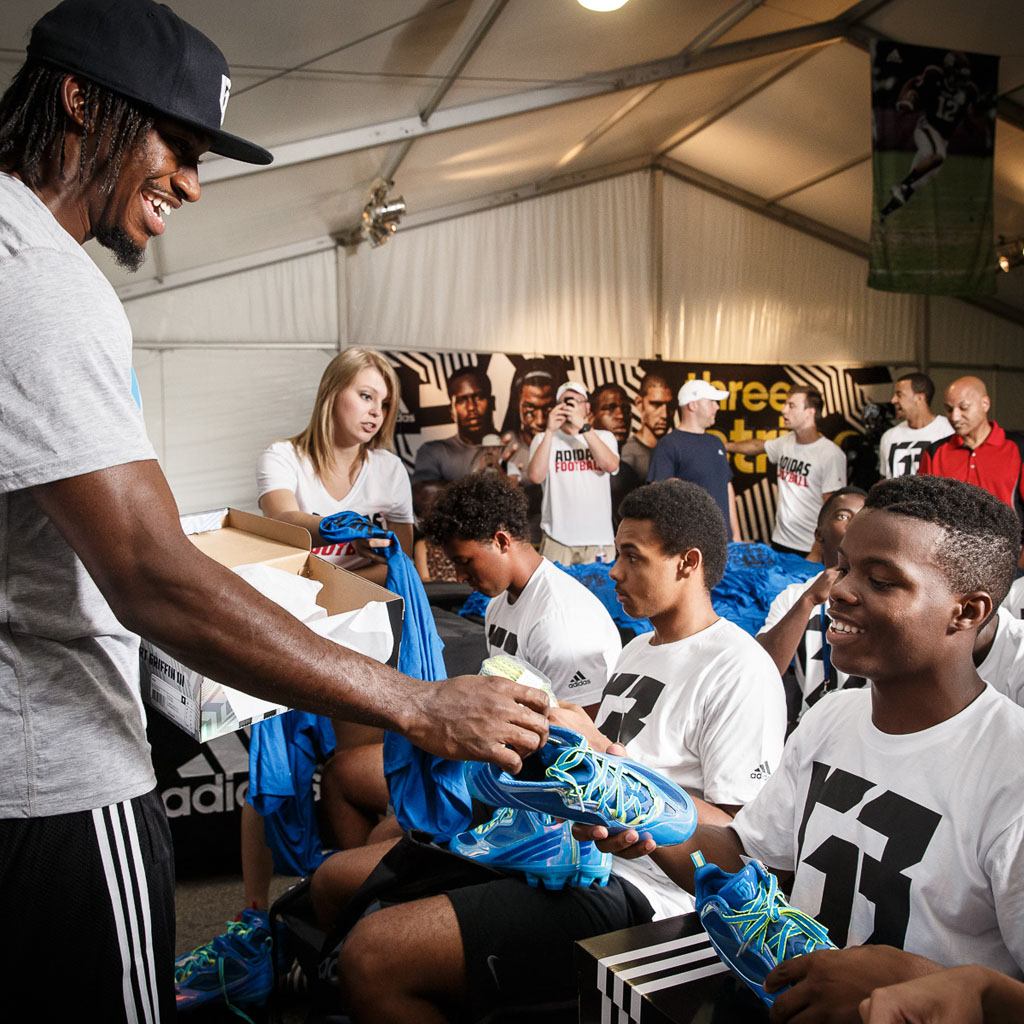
[
  {"xmin": 174, "ymin": 908, "xmax": 274, "ymax": 1016},
  {"xmin": 464, "ymin": 724, "xmax": 698, "ymax": 846},
  {"xmin": 450, "ymin": 806, "xmax": 611, "ymax": 890},
  {"xmin": 692, "ymin": 850, "xmax": 836, "ymax": 1008}
]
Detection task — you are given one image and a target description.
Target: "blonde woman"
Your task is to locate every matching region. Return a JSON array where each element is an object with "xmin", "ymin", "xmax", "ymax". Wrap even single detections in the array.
[
  {"xmin": 257, "ymin": 347, "xmax": 414, "ymax": 584},
  {"xmin": 246, "ymin": 349, "xmax": 410, "ymax": 912}
]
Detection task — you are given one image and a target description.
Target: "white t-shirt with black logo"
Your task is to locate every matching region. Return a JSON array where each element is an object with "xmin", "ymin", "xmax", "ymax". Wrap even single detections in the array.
[
  {"xmin": 758, "ymin": 572, "xmax": 865, "ymax": 720},
  {"xmin": 483, "ymin": 558, "xmax": 620, "ymax": 707},
  {"xmin": 878, "ymin": 417, "xmax": 954, "ymax": 479},
  {"xmin": 598, "ymin": 617, "xmax": 786, "ymax": 920},
  {"xmin": 257, "ymin": 440, "xmax": 413, "ymax": 569},
  {"xmin": 529, "ymin": 428, "xmax": 618, "ymax": 547},
  {"xmin": 732, "ymin": 687, "xmax": 1024, "ymax": 976},
  {"xmin": 763, "ymin": 433, "xmax": 847, "ymax": 553}
]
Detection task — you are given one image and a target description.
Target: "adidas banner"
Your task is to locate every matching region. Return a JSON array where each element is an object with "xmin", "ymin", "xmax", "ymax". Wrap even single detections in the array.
[
  {"xmin": 388, "ymin": 351, "xmax": 893, "ymax": 546},
  {"xmin": 869, "ymin": 39, "xmax": 999, "ymax": 296}
]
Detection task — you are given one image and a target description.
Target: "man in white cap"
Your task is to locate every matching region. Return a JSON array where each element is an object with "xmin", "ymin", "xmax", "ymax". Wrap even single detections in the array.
[
  {"xmin": 648, "ymin": 379, "xmax": 741, "ymax": 541},
  {"xmin": 527, "ymin": 381, "xmax": 620, "ymax": 564}
]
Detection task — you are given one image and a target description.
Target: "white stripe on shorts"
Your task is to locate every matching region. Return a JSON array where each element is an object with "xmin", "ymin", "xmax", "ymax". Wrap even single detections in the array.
[{"xmin": 91, "ymin": 801, "xmax": 159, "ymax": 1024}]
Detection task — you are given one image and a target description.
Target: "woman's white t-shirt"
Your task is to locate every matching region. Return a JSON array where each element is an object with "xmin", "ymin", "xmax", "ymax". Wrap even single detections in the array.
[{"xmin": 257, "ymin": 440, "xmax": 413, "ymax": 569}]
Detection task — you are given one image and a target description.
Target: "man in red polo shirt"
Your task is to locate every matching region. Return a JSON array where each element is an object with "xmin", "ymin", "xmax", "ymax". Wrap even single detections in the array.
[{"xmin": 918, "ymin": 376, "xmax": 1024, "ymax": 511}]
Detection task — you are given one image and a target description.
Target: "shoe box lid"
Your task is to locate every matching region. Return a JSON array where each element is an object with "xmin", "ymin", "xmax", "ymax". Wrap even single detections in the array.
[{"xmin": 576, "ymin": 912, "xmax": 768, "ymax": 1024}]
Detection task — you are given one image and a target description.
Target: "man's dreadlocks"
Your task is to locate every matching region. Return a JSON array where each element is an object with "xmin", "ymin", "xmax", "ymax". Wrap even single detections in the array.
[{"xmin": 0, "ymin": 61, "xmax": 153, "ymax": 194}]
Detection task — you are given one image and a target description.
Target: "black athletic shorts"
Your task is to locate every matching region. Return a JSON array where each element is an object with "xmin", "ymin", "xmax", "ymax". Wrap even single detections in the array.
[
  {"xmin": 770, "ymin": 540, "xmax": 810, "ymax": 557},
  {"xmin": 0, "ymin": 788, "xmax": 175, "ymax": 1022},
  {"xmin": 339, "ymin": 833, "xmax": 653, "ymax": 1021},
  {"xmin": 449, "ymin": 866, "xmax": 653, "ymax": 1018}
]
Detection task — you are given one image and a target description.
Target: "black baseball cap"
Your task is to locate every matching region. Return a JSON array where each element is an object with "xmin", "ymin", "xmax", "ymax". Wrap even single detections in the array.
[{"xmin": 27, "ymin": 0, "xmax": 272, "ymax": 165}]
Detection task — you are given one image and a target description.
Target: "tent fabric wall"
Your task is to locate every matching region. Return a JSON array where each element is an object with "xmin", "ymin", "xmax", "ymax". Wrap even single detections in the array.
[
  {"xmin": 134, "ymin": 347, "xmax": 336, "ymax": 515},
  {"xmin": 659, "ymin": 173, "xmax": 923, "ymax": 365},
  {"xmin": 927, "ymin": 295, "xmax": 1024, "ymax": 371},
  {"xmin": 124, "ymin": 248, "xmax": 340, "ymax": 345},
  {"xmin": 343, "ymin": 172, "xmax": 654, "ymax": 358},
  {"xmin": 120, "ymin": 169, "xmax": 1024, "ymax": 516}
]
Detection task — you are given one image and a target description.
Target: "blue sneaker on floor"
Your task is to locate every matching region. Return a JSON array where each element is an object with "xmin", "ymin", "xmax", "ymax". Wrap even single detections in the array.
[
  {"xmin": 692, "ymin": 850, "xmax": 837, "ymax": 1008},
  {"xmin": 463, "ymin": 724, "xmax": 698, "ymax": 845},
  {"xmin": 450, "ymin": 806, "xmax": 611, "ymax": 890},
  {"xmin": 175, "ymin": 908, "xmax": 274, "ymax": 1017}
]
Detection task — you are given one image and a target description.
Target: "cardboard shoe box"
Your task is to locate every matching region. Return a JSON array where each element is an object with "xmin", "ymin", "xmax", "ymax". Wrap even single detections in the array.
[
  {"xmin": 140, "ymin": 507, "xmax": 404, "ymax": 743},
  {"xmin": 576, "ymin": 912, "xmax": 768, "ymax": 1024}
]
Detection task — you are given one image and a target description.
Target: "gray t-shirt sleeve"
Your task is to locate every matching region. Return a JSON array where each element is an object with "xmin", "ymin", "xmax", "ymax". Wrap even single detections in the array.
[
  {"xmin": 411, "ymin": 439, "xmax": 444, "ymax": 483},
  {"xmin": 0, "ymin": 247, "xmax": 155, "ymax": 492}
]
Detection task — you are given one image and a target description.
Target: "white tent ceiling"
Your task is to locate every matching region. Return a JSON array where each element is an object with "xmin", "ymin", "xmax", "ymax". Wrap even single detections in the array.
[{"xmin": 4, "ymin": 0, "xmax": 1024, "ymax": 321}]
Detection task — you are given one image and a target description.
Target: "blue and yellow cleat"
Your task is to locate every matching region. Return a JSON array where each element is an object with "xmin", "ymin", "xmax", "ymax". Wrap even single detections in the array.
[
  {"xmin": 692, "ymin": 850, "xmax": 837, "ymax": 1008},
  {"xmin": 450, "ymin": 806, "xmax": 611, "ymax": 890},
  {"xmin": 463, "ymin": 725, "xmax": 698, "ymax": 846},
  {"xmin": 174, "ymin": 908, "xmax": 274, "ymax": 1017}
]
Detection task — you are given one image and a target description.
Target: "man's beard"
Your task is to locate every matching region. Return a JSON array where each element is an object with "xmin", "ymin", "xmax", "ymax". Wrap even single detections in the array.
[{"xmin": 95, "ymin": 225, "xmax": 147, "ymax": 272}]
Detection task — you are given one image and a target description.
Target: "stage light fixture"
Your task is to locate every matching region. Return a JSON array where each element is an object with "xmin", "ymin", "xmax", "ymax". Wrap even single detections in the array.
[
  {"xmin": 994, "ymin": 236, "xmax": 1024, "ymax": 273},
  {"xmin": 360, "ymin": 181, "xmax": 406, "ymax": 248}
]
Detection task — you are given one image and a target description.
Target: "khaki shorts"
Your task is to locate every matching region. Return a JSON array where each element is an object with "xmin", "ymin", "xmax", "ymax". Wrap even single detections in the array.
[{"xmin": 539, "ymin": 533, "xmax": 616, "ymax": 565}]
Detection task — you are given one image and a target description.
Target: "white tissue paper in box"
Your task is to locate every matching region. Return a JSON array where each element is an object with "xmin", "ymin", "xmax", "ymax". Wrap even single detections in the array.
[
  {"xmin": 308, "ymin": 602, "xmax": 395, "ymax": 665},
  {"xmin": 232, "ymin": 563, "xmax": 327, "ymax": 623}
]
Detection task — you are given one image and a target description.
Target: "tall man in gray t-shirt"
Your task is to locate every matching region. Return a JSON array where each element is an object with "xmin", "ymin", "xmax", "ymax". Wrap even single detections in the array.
[{"xmin": 0, "ymin": 2, "xmax": 548, "ymax": 1018}]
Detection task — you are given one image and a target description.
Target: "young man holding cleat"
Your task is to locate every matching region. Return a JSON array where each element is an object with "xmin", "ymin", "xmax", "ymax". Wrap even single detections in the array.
[
  {"xmin": 311, "ymin": 479, "xmax": 785, "ymax": 1022},
  {"xmin": 583, "ymin": 475, "xmax": 1024, "ymax": 1020}
]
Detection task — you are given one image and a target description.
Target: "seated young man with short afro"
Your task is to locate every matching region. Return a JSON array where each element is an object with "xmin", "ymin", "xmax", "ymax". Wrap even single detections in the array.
[
  {"xmin": 424, "ymin": 472, "xmax": 621, "ymax": 713},
  {"xmin": 585, "ymin": 475, "xmax": 1024, "ymax": 1021}
]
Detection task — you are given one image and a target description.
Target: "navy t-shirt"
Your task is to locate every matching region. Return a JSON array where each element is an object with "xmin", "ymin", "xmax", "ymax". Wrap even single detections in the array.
[{"xmin": 647, "ymin": 430, "xmax": 733, "ymax": 530}]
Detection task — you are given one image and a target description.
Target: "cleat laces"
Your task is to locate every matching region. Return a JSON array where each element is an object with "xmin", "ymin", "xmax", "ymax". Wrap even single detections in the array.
[
  {"xmin": 547, "ymin": 744, "xmax": 662, "ymax": 828},
  {"xmin": 714, "ymin": 870, "xmax": 832, "ymax": 963},
  {"xmin": 174, "ymin": 916, "xmax": 269, "ymax": 1023}
]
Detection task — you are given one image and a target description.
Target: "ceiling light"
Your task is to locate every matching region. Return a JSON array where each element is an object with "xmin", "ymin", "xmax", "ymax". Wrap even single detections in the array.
[
  {"xmin": 999, "ymin": 254, "xmax": 1010, "ymax": 273},
  {"xmin": 578, "ymin": 0, "xmax": 630, "ymax": 11},
  {"xmin": 360, "ymin": 181, "xmax": 406, "ymax": 248}
]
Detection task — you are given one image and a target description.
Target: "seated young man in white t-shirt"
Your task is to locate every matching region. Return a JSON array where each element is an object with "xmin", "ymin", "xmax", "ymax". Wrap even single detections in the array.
[
  {"xmin": 310, "ymin": 479, "xmax": 785, "ymax": 1023},
  {"xmin": 597, "ymin": 479, "xmax": 788, "ymax": 920},
  {"xmin": 583, "ymin": 475, "xmax": 1024, "ymax": 1019},
  {"xmin": 423, "ymin": 472, "xmax": 621, "ymax": 715},
  {"xmin": 760, "ymin": 486, "xmax": 1024, "ymax": 725},
  {"xmin": 757, "ymin": 486, "xmax": 868, "ymax": 729}
]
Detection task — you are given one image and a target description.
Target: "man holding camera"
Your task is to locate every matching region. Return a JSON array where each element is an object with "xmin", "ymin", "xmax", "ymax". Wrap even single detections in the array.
[{"xmin": 527, "ymin": 381, "xmax": 620, "ymax": 564}]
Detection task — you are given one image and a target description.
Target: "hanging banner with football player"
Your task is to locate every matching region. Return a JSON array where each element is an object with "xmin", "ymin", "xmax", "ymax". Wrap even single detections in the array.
[{"xmin": 868, "ymin": 39, "xmax": 999, "ymax": 296}]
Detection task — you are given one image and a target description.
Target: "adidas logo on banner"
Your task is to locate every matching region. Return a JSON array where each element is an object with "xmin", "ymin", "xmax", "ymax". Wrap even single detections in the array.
[
  {"xmin": 749, "ymin": 760, "xmax": 771, "ymax": 780},
  {"xmin": 567, "ymin": 670, "xmax": 591, "ymax": 690},
  {"xmin": 162, "ymin": 729, "xmax": 251, "ymax": 817}
]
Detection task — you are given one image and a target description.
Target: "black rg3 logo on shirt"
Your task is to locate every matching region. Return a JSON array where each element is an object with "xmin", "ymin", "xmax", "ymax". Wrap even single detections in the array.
[
  {"xmin": 598, "ymin": 673, "xmax": 665, "ymax": 746},
  {"xmin": 796, "ymin": 762, "xmax": 941, "ymax": 948},
  {"xmin": 487, "ymin": 624, "xmax": 518, "ymax": 657}
]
